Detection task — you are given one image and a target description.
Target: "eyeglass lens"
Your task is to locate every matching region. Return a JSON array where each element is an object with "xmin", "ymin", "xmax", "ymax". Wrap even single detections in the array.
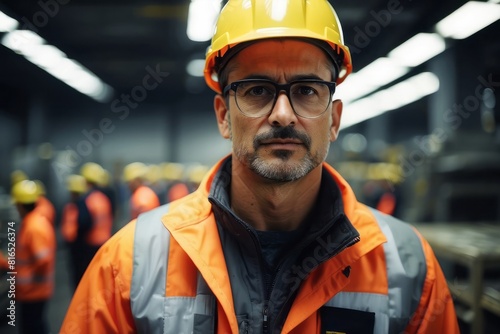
[{"xmin": 233, "ymin": 80, "xmax": 333, "ymax": 118}]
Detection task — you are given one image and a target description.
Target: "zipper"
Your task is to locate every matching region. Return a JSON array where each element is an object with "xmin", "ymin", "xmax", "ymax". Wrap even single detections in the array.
[
  {"xmin": 263, "ymin": 302, "xmax": 269, "ymax": 334},
  {"xmin": 236, "ymin": 216, "xmax": 274, "ymax": 334}
]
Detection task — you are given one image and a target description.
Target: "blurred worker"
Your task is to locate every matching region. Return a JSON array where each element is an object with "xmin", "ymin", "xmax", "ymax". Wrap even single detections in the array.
[
  {"xmin": 123, "ymin": 162, "xmax": 160, "ymax": 219},
  {"xmin": 11, "ymin": 180, "xmax": 56, "ymax": 334},
  {"xmin": 11, "ymin": 169, "xmax": 28, "ymax": 186},
  {"xmin": 73, "ymin": 162, "xmax": 113, "ymax": 285},
  {"xmin": 163, "ymin": 162, "xmax": 190, "ymax": 202},
  {"xmin": 96, "ymin": 168, "xmax": 117, "ymax": 221},
  {"xmin": 146, "ymin": 164, "xmax": 167, "ymax": 203},
  {"xmin": 186, "ymin": 164, "xmax": 210, "ymax": 192},
  {"xmin": 60, "ymin": 174, "xmax": 87, "ymax": 290},
  {"xmin": 33, "ymin": 179, "xmax": 56, "ymax": 226},
  {"xmin": 62, "ymin": 1, "xmax": 458, "ymax": 333}
]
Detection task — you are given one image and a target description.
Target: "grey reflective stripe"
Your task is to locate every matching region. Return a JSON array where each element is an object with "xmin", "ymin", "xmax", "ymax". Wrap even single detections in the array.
[
  {"xmin": 130, "ymin": 204, "xmax": 216, "ymax": 334},
  {"xmin": 17, "ymin": 273, "xmax": 54, "ymax": 284},
  {"xmin": 17, "ymin": 248, "xmax": 51, "ymax": 265},
  {"xmin": 373, "ymin": 209, "xmax": 426, "ymax": 333},
  {"xmin": 131, "ymin": 205, "xmax": 171, "ymax": 333},
  {"xmin": 325, "ymin": 209, "xmax": 427, "ymax": 334}
]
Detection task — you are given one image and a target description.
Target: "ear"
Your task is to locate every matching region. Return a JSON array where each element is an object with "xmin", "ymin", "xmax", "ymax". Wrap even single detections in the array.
[
  {"xmin": 329, "ymin": 99, "xmax": 343, "ymax": 142},
  {"xmin": 214, "ymin": 94, "xmax": 230, "ymax": 139}
]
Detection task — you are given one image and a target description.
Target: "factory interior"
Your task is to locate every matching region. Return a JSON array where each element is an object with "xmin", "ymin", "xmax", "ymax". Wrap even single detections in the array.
[{"xmin": 0, "ymin": 0, "xmax": 499, "ymax": 333}]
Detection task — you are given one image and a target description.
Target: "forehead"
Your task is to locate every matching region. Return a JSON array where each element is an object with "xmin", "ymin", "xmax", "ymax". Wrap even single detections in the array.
[{"xmin": 226, "ymin": 39, "xmax": 332, "ymax": 80}]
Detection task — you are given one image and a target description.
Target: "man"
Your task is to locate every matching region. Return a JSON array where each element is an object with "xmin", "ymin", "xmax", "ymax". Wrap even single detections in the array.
[
  {"xmin": 163, "ymin": 162, "xmax": 190, "ymax": 203},
  {"xmin": 10, "ymin": 180, "xmax": 56, "ymax": 334},
  {"xmin": 60, "ymin": 174, "xmax": 87, "ymax": 290},
  {"xmin": 73, "ymin": 162, "xmax": 113, "ymax": 286},
  {"xmin": 34, "ymin": 179, "xmax": 56, "ymax": 226},
  {"xmin": 61, "ymin": 1, "xmax": 459, "ymax": 333},
  {"xmin": 123, "ymin": 162, "xmax": 160, "ymax": 219}
]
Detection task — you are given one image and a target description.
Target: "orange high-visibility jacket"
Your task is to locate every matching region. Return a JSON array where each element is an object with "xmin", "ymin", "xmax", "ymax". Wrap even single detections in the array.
[
  {"xmin": 130, "ymin": 185, "xmax": 160, "ymax": 219},
  {"xmin": 36, "ymin": 195, "xmax": 56, "ymax": 226},
  {"xmin": 16, "ymin": 210, "xmax": 56, "ymax": 302},
  {"xmin": 84, "ymin": 189, "xmax": 113, "ymax": 246},
  {"xmin": 61, "ymin": 157, "xmax": 459, "ymax": 333},
  {"xmin": 166, "ymin": 182, "xmax": 190, "ymax": 203},
  {"xmin": 61, "ymin": 202, "xmax": 78, "ymax": 243}
]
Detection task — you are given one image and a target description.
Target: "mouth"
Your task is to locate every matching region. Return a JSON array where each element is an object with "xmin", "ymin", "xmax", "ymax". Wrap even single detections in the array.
[
  {"xmin": 259, "ymin": 139, "xmax": 304, "ymax": 149},
  {"xmin": 260, "ymin": 138, "xmax": 303, "ymax": 145}
]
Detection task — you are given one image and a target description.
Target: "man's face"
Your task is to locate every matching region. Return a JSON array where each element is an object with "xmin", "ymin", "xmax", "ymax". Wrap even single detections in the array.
[{"xmin": 214, "ymin": 39, "xmax": 343, "ymax": 182}]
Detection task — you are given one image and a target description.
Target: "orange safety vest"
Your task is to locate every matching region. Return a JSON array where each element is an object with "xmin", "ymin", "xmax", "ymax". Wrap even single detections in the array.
[
  {"xmin": 60, "ymin": 158, "xmax": 459, "ymax": 333},
  {"xmin": 376, "ymin": 192, "xmax": 397, "ymax": 216},
  {"xmin": 85, "ymin": 190, "xmax": 113, "ymax": 246},
  {"xmin": 166, "ymin": 182, "xmax": 190, "ymax": 202},
  {"xmin": 130, "ymin": 185, "xmax": 160, "ymax": 219},
  {"xmin": 16, "ymin": 210, "xmax": 56, "ymax": 302},
  {"xmin": 60, "ymin": 202, "xmax": 78, "ymax": 243},
  {"xmin": 36, "ymin": 195, "xmax": 56, "ymax": 226}
]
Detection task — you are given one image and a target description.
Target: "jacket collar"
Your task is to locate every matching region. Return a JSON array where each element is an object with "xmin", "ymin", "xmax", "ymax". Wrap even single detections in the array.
[{"xmin": 162, "ymin": 156, "xmax": 387, "ymax": 333}]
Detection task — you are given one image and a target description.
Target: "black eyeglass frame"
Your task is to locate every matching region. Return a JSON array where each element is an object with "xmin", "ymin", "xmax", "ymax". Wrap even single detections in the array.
[{"xmin": 222, "ymin": 79, "xmax": 336, "ymax": 119}]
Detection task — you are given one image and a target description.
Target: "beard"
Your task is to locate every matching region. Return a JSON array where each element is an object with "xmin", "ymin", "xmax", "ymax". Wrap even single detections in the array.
[{"xmin": 233, "ymin": 126, "xmax": 328, "ymax": 182}]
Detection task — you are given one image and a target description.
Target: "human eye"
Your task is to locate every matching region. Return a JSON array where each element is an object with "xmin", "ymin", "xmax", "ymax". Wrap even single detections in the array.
[
  {"xmin": 292, "ymin": 82, "xmax": 329, "ymax": 98},
  {"xmin": 238, "ymin": 81, "xmax": 274, "ymax": 97},
  {"xmin": 293, "ymin": 83, "xmax": 319, "ymax": 96}
]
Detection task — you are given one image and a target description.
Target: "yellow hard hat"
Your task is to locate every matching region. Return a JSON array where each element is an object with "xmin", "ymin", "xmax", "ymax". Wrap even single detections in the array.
[
  {"xmin": 11, "ymin": 170, "xmax": 28, "ymax": 185},
  {"xmin": 66, "ymin": 174, "xmax": 87, "ymax": 193},
  {"xmin": 187, "ymin": 164, "xmax": 209, "ymax": 184},
  {"xmin": 11, "ymin": 180, "xmax": 39, "ymax": 204},
  {"xmin": 33, "ymin": 180, "xmax": 47, "ymax": 195},
  {"xmin": 146, "ymin": 164, "xmax": 162, "ymax": 184},
  {"xmin": 80, "ymin": 162, "xmax": 105, "ymax": 184},
  {"xmin": 123, "ymin": 162, "xmax": 148, "ymax": 182},
  {"xmin": 163, "ymin": 163, "xmax": 185, "ymax": 181},
  {"xmin": 98, "ymin": 169, "xmax": 111, "ymax": 187},
  {"xmin": 204, "ymin": 0, "xmax": 352, "ymax": 93}
]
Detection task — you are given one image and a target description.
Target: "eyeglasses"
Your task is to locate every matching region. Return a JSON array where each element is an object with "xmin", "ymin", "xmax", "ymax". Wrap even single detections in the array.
[{"xmin": 223, "ymin": 79, "xmax": 336, "ymax": 119}]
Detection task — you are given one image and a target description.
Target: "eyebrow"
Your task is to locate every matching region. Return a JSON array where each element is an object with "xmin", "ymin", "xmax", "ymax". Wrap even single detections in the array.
[{"xmin": 239, "ymin": 73, "xmax": 328, "ymax": 82}]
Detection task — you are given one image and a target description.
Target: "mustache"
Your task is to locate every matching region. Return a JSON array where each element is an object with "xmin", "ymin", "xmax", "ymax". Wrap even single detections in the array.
[{"xmin": 254, "ymin": 126, "xmax": 311, "ymax": 149}]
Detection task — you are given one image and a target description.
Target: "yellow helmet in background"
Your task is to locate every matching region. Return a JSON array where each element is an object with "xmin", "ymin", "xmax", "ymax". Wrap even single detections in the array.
[
  {"xmin": 123, "ymin": 162, "xmax": 148, "ymax": 183},
  {"xmin": 187, "ymin": 164, "xmax": 209, "ymax": 185},
  {"xmin": 80, "ymin": 162, "xmax": 105, "ymax": 184},
  {"xmin": 146, "ymin": 164, "xmax": 162, "ymax": 184},
  {"xmin": 33, "ymin": 180, "xmax": 47, "ymax": 195},
  {"xmin": 204, "ymin": 0, "xmax": 352, "ymax": 93},
  {"xmin": 11, "ymin": 169, "xmax": 28, "ymax": 186},
  {"xmin": 98, "ymin": 169, "xmax": 111, "ymax": 187},
  {"xmin": 11, "ymin": 180, "xmax": 39, "ymax": 204},
  {"xmin": 162, "ymin": 163, "xmax": 185, "ymax": 181},
  {"xmin": 66, "ymin": 174, "xmax": 87, "ymax": 194}
]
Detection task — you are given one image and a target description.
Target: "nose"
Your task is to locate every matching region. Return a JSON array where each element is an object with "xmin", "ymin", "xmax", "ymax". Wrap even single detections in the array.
[{"xmin": 267, "ymin": 92, "xmax": 297, "ymax": 127}]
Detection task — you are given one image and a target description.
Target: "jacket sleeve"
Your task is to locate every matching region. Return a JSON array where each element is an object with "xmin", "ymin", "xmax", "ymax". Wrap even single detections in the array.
[
  {"xmin": 60, "ymin": 222, "xmax": 137, "ymax": 334},
  {"xmin": 30, "ymin": 219, "xmax": 55, "ymax": 275},
  {"xmin": 404, "ymin": 232, "xmax": 460, "ymax": 333}
]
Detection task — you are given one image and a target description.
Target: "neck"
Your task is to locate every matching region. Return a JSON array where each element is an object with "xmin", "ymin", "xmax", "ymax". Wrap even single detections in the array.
[{"xmin": 230, "ymin": 162, "xmax": 322, "ymax": 231}]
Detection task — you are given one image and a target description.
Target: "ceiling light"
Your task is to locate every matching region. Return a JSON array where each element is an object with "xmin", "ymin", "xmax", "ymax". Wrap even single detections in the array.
[
  {"xmin": 436, "ymin": 1, "xmax": 500, "ymax": 39},
  {"xmin": 388, "ymin": 33, "xmax": 446, "ymax": 67},
  {"xmin": 187, "ymin": 0, "xmax": 221, "ymax": 42},
  {"xmin": 336, "ymin": 58, "xmax": 409, "ymax": 103},
  {"xmin": 0, "ymin": 11, "xmax": 18, "ymax": 32},
  {"xmin": 186, "ymin": 59, "xmax": 205, "ymax": 77},
  {"xmin": 340, "ymin": 72, "xmax": 439, "ymax": 129},
  {"xmin": 2, "ymin": 29, "xmax": 113, "ymax": 102},
  {"xmin": 1, "ymin": 29, "xmax": 45, "ymax": 55}
]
